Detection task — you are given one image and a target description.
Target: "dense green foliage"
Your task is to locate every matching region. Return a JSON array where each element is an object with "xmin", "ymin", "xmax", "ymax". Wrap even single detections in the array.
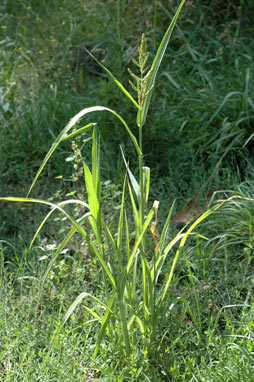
[{"xmin": 1, "ymin": 1, "xmax": 254, "ymax": 380}]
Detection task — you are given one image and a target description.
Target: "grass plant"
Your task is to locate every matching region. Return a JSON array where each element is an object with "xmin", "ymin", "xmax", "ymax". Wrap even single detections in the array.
[
  {"xmin": 1, "ymin": 0, "xmax": 254, "ymax": 380},
  {"xmin": 1, "ymin": 0, "xmax": 189, "ymax": 360}
]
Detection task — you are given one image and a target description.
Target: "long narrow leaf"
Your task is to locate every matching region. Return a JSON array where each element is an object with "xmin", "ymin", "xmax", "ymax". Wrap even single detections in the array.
[
  {"xmin": 126, "ymin": 201, "xmax": 156, "ymax": 274},
  {"xmin": 92, "ymin": 127, "xmax": 100, "ymax": 196},
  {"xmin": 29, "ymin": 199, "xmax": 89, "ymax": 249},
  {"xmin": 36, "ymin": 212, "xmax": 91, "ymax": 313},
  {"xmin": 93, "ymin": 292, "xmax": 116, "ymax": 358},
  {"xmin": 27, "ymin": 121, "xmax": 94, "ymax": 196},
  {"xmin": 85, "ymin": 48, "xmax": 140, "ymax": 110},
  {"xmin": 127, "ymin": 180, "xmax": 139, "ymax": 230},
  {"xmin": 28, "ymin": 106, "xmax": 141, "ymax": 196},
  {"xmin": 159, "ymin": 201, "xmax": 176, "ymax": 250},
  {"xmin": 184, "ymin": 253, "xmax": 202, "ymax": 334},
  {"xmin": 121, "ymin": 145, "xmax": 140, "ymax": 203},
  {"xmin": 156, "ymin": 195, "xmax": 252, "ymax": 312},
  {"xmin": 208, "ymin": 91, "xmax": 242, "ymax": 124},
  {"xmin": 151, "ymin": 231, "xmax": 184, "ymax": 282},
  {"xmin": 46, "ymin": 292, "xmax": 114, "ymax": 363},
  {"xmin": 83, "ymin": 166, "xmax": 99, "ymax": 217},
  {"xmin": 104, "ymin": 224, "xmax": 117, "ymax": 254},
  {"xmin": 180, "ymin": 297, "xmax": 202, "ymax": 337},
  {"xmin": 143, "ymin": 166, "xmax": 150, "ymax": 203},
  {"xmin": 0, "ymin": 197, "xmax": 116, "ymax": 290},
  {"xmin": 119, "ymin": 299, "xmax": 131, "ymax": 355},
  {"xmin": 117, "ymin": 176, "xmax": 126, "ymax": 253},
  {"xmin": 61, "ymin": 123, "xmax": 95, "ymax": 141},
  {"xmin": 125, "ymin": 210, "xmax": 130, "ymax": 260}
]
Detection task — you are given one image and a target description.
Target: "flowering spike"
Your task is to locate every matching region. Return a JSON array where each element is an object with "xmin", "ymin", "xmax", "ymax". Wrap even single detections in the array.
[{"xmin": 128, "ymin": 33, "xmax": 151, "ymax": 108}]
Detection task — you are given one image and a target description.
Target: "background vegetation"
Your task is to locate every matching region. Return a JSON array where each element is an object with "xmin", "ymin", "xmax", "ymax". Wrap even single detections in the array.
[{"xmin": 1, "ymin": 0, "xmax": 254, "ymax": 380}]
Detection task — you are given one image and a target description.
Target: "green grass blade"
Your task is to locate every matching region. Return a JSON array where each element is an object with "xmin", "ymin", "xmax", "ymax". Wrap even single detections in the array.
[
  {"xmin": 117, "ymin": 176, "xmax": 126, "ymax": 253},
  {"xmin": 29, "ymin": 199, "xmax": 89, "ymax": 249},
  {"xmin": 134, "ymin": 315, "xmax": 145, "ymax": 336},
  {"xmin": 83, "ymin": 162, "xmax": 99, "ymax": 225},
  {"xmin": 181, "ymin": 296, "xmax": 202, "ymax": 337},
  {"xmin": 36, "ymin": 213, "xmax": 91, "ymax": 314},
  {"xmin": 152, "ymin": 230, "xmax": 184, "ymax": 282},
  {"xmin": 83, "ymin": 306, "xmax": 102, "ymax": 322},
  {"xmin": 126, "ymin": 201, "xmax": 156, "ymax": 274},
  {"xmin": 184, "ymin": 253, "xmax": 202, "ymax": 334},
  {"xmin": 121, "ymin": 145, "xmax": 140, "ymax": 203},
  {"xmin": 92, "ymin": 127, "xmax": 100, "ymax": 196},
  {"xmin": 137, "ymin": 0, "xmax": 186, "ymax": 127},
  {"xmin": 159, "ymin": 201, "xmax": 175, "ymax": 248},
  {"xmin": 108, "ymin": 109, "xmax": 142, "ymax": 156},
  {"xmin": 158, "ymin": 211, "xmax": 211, "ymax": 309},
  {"xmin": 45, "ymin": 292, "xmax": 90, "ymax": 363},
  {"xmin": 140, "ymin": 250, "xmax": 153, "ymax": 321},
  {"xmin": 28, "ymin": 106, "xmax": 141, "ymax": 196},
  {"xmin": 0, "ymin": 196, "xmax": 116, "ymax": 290},
  {"xmin": 156, "ymin": 198, "xmax": 243, "ymax": 313},
  {"xmin": 27, "ymin": 121, "xmax": 94, "ymax": 196},
  {"xmin": 45, "ymin": 292, "xmax": 114, "ymax": 364},
  {"xmin": 85, "ymin": 48, "xmax": 140, "ymax": 110},
  {"xmin": 61, "ymin": 123, "xmax": 95, "ymax": 141},
  {"xmin": 143, "ymin": 166, "xmax": 150, "ymax": 203},
  {"xmin": 104, "ymin": 223, "xmax": 117, "ymax": 254},
  {"xmin": 127, "ymin": 179, "xmax": 139, "ymax": 229},
  {"xmin": 125, "ymin": 210, "xmax": 130, "ymax": 260},
  {"xmin": 151, "ymin": 201, "xmax": 175, "ymax": 283},
  {"xmin": 93, "ymin": 292, "xmax": 116, "ymax": 358},
  {"xmin": 118, "ymin": 299, "xmax": 132, "ymax": 356},
  {"xmin": 208, "ymin": 91, "xmax": 242, "ymax": 124}
]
